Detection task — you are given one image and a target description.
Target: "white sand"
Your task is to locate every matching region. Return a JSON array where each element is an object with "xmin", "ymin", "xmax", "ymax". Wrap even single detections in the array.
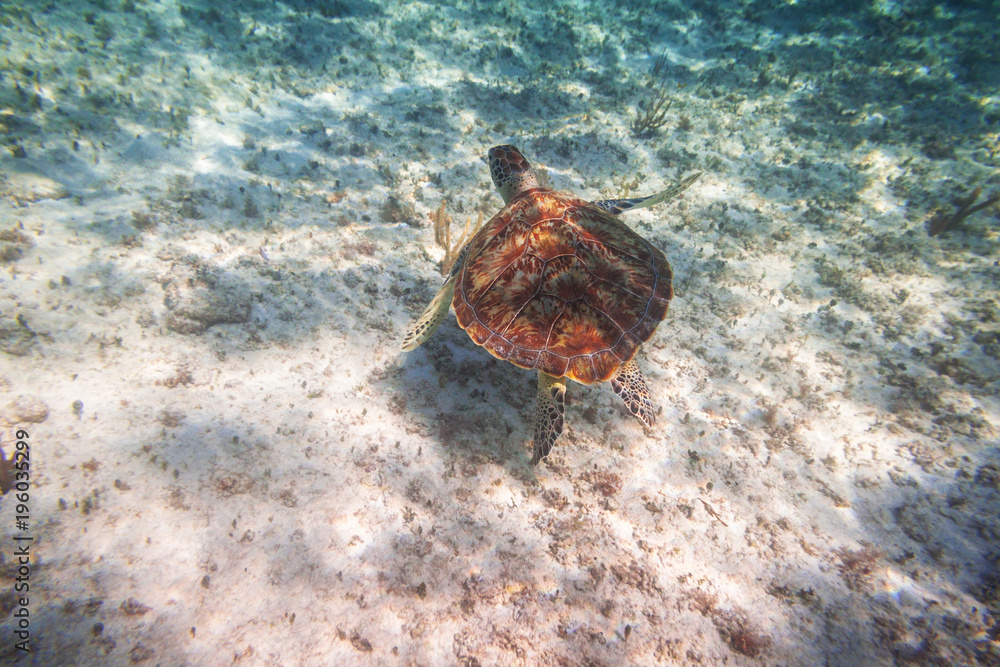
[{"xmin": 1, "ymin": 1, "xmax": 998, "ymax": 665}]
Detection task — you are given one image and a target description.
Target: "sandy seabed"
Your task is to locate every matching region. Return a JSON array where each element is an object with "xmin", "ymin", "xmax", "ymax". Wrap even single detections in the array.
[{"xmin": 1, "ymin": 1, "xmax": 999, "ymax": 665}]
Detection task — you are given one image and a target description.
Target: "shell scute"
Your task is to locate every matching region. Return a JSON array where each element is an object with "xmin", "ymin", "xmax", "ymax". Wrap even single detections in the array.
[
  {"xmin": 462, "ymin": 224, "xmax": 531, "ymax": 304},
  {"xmin": 508, "ymin": 295, "xmax": 564, "ymax": 348},
  {"xmin": 566, "ymin": 355, "xmax": 596, "ymax": 384},
  {"xmin": 470, "ymin": 254, "xmax": 543, "ymax": 331},
  {"xmin": 546, "ymin": 300, "xmax": 618, "ymax": 359},
  {"xmin": 577, "ymin": 241, "xmax": 631, "ymax": 286},
  {"xmin": 508, "ymin": 345, "xmax": 541, "ymax": 369},
  {"xmin": 527, "ymin": 218, "xmax": 578, "ymax": 261},
  {"xmin": 645, "ymin": 293, "xmax": 671, "ymax": 322},
  {"xmin": 537, "ymin": 350, "xmax": 569, "ymax": 377},
  {"xmin": 538, "ymin": 255, "xmax": 590, "ymax": 302},
  {"xmin": 590, "ymin": 349, "xmax": 622, "ymax": 381},
  {"xmin": 583, "ymin": 279, "xmax": 649, "ymax": 333},
  {"xmin": 486, "ymin": 334, "xmax": 514, "ymax": 360},
  {"xmin": 576, "ymin": 211, "xmax": 655, "ymax": 263},
  {"xmin": 457, "ymin": 312, "xmax": 492, "ymax": 347}
]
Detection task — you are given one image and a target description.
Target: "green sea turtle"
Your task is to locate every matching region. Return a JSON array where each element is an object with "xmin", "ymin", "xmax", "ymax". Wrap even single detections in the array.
[{"xmin": 402, "ymin": 145, "xmax": 700, "ymax": 464}]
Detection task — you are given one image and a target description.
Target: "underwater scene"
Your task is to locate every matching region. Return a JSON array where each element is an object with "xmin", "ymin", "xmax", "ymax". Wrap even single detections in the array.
[{"xmin": 1, "ymin": 0, "xmax": 999, "ymax": 664}]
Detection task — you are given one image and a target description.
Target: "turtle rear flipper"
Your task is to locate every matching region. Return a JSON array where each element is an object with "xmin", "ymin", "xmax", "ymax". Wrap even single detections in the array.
[
  {"xmin": 593, "ymin": 172, "xmax": 702, "ymax": 215},
  {"xmin": 610, "ymin": 359, "xmax": 655, "ymax": 427},
  {"xmin": 532, "ymin": 372, "xmax": 566, "ymax": 465},
  {"xmin": 401, "ymin": 274, "xmax": 457, "ymax": 351}
]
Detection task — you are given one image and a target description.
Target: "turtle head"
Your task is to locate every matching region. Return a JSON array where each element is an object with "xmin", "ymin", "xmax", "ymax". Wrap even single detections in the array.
[{"xmin": 489, "ymin": 145, "xmax": 540, "ymax": 204}]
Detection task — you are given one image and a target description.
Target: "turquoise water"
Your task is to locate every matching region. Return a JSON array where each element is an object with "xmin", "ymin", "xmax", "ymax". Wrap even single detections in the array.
[{"xmin": 1, "ymin": 1, "xmax": 999, "ymax": 664}]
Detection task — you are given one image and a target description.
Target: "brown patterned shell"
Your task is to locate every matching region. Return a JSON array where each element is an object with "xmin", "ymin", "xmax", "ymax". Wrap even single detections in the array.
[{"xmin": 453, "ymin": 189, "xmax": 672, "ymax": 385}]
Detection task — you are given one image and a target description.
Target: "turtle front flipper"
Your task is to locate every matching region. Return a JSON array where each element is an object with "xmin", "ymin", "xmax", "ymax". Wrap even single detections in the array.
[
  {"xmin": 610, "ymin": 359, "xmax": 655, "ymax": 427},
  {"xmin": 401, "ymin": 274, "xmax": 457, "ymax": 351},
  {"xmin": 593, "ymin": 172, "xmax": 702, "ymax": 215},
  {"xmin": 532, "ymin": 371, "xmax": 566, "ymax": 465}
]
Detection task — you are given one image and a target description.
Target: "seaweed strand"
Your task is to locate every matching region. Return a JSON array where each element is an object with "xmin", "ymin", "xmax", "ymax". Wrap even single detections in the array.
[{"xmin": 928, "ymin": 187, "xmax": 1000, "ymax": 236}]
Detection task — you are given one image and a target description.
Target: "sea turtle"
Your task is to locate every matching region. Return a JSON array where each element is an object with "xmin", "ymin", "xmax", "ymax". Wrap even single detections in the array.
[{"xmin": 402, "ymin": 145, "xmax": 700, "ymax": 464}]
